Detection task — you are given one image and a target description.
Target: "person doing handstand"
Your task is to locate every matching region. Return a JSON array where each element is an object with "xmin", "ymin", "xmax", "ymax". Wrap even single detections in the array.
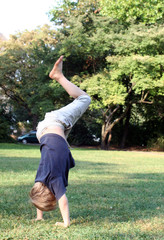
[{"xmin": 29, "ymin": 56, "xmax": 91, "ymax": 227}]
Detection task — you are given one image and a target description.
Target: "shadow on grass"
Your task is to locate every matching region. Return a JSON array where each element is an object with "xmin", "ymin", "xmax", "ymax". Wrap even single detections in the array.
[
  {"xmin": 127, "ymin": 172, "xmax": 164, "ymax": 180},
  {"xmin": 0, "ymin": 156, "xmax": 40, "ymax": 172},
  {"xmin": 0, "ymin": 172, "xmax": 164, "ymax": 225},
  {"xmin": 68, "ymin": 174, "xmax": 164, "ymax": 223},
  {"xmin": 1, "ymin": 145, "xmax": 164, "ymax": 226},
  {"xmin": 0, "ymin": 155, "xmax": 114, "ymax": 173}
]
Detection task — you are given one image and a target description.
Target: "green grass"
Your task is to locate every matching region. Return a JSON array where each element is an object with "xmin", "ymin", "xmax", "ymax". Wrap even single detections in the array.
[{"xmin": 0, "ymin": 143, "xmax": 164, "ymax": 240}]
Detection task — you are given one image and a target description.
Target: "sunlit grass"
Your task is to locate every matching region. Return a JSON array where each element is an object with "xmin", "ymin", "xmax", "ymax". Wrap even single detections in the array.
[{"xmin": 0, "ymin": 143, "xmax": 164, "ymax": 239}]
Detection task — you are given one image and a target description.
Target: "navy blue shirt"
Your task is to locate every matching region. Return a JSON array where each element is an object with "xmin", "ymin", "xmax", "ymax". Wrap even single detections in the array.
[{"xmin": 35, "ymin": 133, "xmax": 75, "ymax": 200}]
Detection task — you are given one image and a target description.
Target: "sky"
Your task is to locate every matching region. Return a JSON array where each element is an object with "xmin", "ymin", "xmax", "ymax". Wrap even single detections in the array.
[{"xmin": 0, "ymin": 0, "xmax": 58, "ymax": 39}]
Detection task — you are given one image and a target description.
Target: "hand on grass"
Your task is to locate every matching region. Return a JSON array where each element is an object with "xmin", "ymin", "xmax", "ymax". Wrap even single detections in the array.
[
  {"xmin": 55, "ymin": 222, "xmax": 70, "ymax": 228},
  {"xmin": 34, "ymin": 218, "xmax": 44, "ymax": 221}
]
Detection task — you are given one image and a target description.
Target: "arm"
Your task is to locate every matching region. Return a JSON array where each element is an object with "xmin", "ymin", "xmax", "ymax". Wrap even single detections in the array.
[
  {"xmin": 36, "ymin": 208, "xmax": 43, "ymax": 220},
  {"xmin": 56, "ymin": 194, "xmax": 70, "ymax": 227}
]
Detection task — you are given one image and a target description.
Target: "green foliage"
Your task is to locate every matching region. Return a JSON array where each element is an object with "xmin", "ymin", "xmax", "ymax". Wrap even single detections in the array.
[
  {"xmin": 81, "ymin": 53, "xmax": 164, "ymax": 128},
  {"xmin": 49, "ymin": 0, "xmax": 108, "ymax": 74},
  {"xmin": 0, "ymin": 25, "xmax": 68, "ymax": 128},
  {"xmin": 49, "ymin": 0, "xmax": 99, "ymax": 26},
  {"xmin": 106, "ymin": 55, "xmax": 164, "ymax": 96},
  {"xmin": 148, "ymin": 136, "xmax": 164, "ymax": 151},
  {"xmin": 0, "ymin": 0, "xmax": 164, "ymax": 147},
  {"xmin": 111, "ymin": 24, "xmax": 164, "ymax": 56},
  {"xmin": 68, "ymin": 117, "xmax": 100, "ymax": 146},
  {"xmin": 100, "ymin": 0, "xmax": 164, "ymax": 25},
  {"xmin": 82, "ymin": 73, "xmax": 127, "ymax": 111},
  {"xmin": 0, "ymin": 105, "xmax": 15, "ymax": 142}
]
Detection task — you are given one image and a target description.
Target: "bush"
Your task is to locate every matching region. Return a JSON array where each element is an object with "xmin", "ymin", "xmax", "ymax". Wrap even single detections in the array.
[
  {"xmin": 68, "ymin": 117, "xmax": 101, "ymax": 146},
  {"xmin": 0, "ymin": 106, "xmax": 15, "ymax": 143},
  {"xmin": 148, "ymin": 136, "xmax": 164, "ymax": 151}
]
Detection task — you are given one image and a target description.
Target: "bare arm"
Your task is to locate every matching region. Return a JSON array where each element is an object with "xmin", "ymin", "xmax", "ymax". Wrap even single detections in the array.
[
  {"xmin": 36, "ymin": 208, "xmax": 43, "ymax": 220},
  {"xmin": 56, "ymin": 194, "xmax": 70, "ymax": 227}
]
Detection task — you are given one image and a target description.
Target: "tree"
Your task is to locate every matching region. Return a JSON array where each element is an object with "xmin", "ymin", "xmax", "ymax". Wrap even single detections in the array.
[
  {"xmin": 99, "ymin": 0, "xmax": 164, "ymax": 25},
  {"xmin": 0, "ymin": 100, "xmax": 15, "ymax": 142},
  {"xmin": 49, "ymin": 0, "xmax": 108, "ymax": 74},
  {"xmin": 2, "ymin": 0, "xmax": 163, "ymax": 147},
  {"xmin": 49, "ymin": 1, "xmax": 164, "ymax": 149},
  {"xmin": 49, "ymin": 0, "xmax": 100, "ymax": 26},
  {"xmin": 82, "ymin": 54, "xmax": 164, "ymax": 149},
  {"xmin": 0, "ymin": 25, "xmax": 66, "ymax": 130}
]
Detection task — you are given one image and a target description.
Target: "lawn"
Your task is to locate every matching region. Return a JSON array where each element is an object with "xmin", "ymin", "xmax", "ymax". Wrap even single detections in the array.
[{"xmin": 0, "ymin": 143, "xmax": 164, "ymax": 240}]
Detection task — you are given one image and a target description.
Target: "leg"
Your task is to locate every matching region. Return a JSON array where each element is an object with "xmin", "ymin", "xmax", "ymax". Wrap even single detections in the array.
[
  {"xmin": 49, "ymin": 56, "xmax": 88, "ymax": 99},
  {"xmin": 36, "ymin": 56, "xmax": 91, "ymax": 141}
]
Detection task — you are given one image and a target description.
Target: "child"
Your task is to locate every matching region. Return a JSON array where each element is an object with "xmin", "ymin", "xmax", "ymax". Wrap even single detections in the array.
[{"xmin": 29, "ymin": 56, "xmax": 91, "ymax": 227}]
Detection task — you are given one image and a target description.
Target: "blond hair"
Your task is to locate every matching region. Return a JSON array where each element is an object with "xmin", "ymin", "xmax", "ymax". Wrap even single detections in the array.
[{"xmin": 29, "ymin": 182, "xmax": 57, "ymax": 211}]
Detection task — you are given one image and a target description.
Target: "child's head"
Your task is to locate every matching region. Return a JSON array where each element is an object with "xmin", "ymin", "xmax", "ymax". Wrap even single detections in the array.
[{"xmin": 29, "ymin": 182, "xmax": 57, "ymax": 211}]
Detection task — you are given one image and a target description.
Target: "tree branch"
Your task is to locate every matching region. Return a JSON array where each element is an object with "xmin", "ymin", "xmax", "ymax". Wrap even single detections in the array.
[
  {"xmin": 106, "ymin": 104, "xmax": 131, "ymax": 132},
  {"xmin": 107, "ymin": 104, "xmax": 120, "ymax": 123},
  {"xmin": 0, "ymin": 85, "xmax": 31, "ymax": 113},
  {"xmin": 139, "ymin": 90, "xmax": 153, "ymax": 104},
  {"xmin": 105, "ymin": 83, "xmax": 134, "ymax": 124},
  {"xmin": 138, "ymin": 100, "xmax": 153, "ymax": 104}
]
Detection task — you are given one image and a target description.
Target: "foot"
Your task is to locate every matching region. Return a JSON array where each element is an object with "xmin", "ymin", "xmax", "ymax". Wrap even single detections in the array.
[{"xmin": 49, "ymin": 56, "xmax": 64, "ymax": 81}]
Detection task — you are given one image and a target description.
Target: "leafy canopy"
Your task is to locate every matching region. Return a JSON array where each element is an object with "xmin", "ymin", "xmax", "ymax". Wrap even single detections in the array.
[{"xmin": 99, "ymin": 0, "xmax": 164, "ymax": 25}]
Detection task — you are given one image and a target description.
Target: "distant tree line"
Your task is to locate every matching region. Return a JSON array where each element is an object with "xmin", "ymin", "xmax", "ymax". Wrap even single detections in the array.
[{"xmin": 0, "ymin": 0, "xmax": 164, "ymax": 149}]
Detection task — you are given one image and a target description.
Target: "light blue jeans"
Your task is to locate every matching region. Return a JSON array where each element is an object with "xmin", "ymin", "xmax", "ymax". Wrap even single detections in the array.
[{"xmin": 36, "ymin": 95, "xmax": 91, "ymax": 142}]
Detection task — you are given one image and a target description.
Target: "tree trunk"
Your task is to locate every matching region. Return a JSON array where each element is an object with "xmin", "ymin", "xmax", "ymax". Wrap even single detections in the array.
[
  {"xmin": 120, "ymin": 105, "xmax": 132, "ymax": 148},
  {"xmin": 101, "ymin": 104, "xmax": 131, "ymax": 150},
  {"xmin": 32, "ymin": 114, "xmax": 38, "ymax": 130},
  {"xmin": 101, "ymin": 123, "xmax": 109, "ymax": 150},
  {"xmin": 107, "ymin": 131, "xmax": 112, "ymax": 149},
  {"xmin": 101, "ymin": 129, "xmax": 112, "ymax": 150}
]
